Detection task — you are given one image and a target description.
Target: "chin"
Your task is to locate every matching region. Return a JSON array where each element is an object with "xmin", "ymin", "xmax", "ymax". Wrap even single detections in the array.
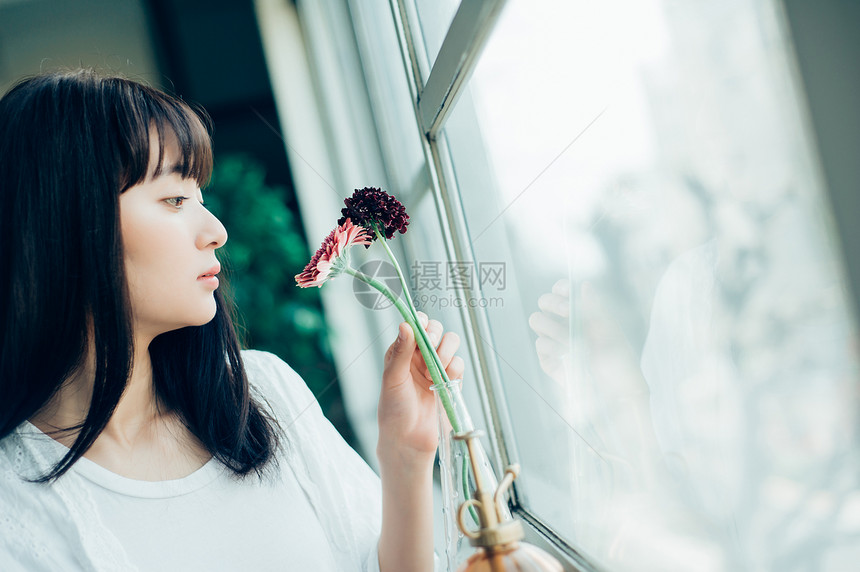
[
  {"xmin": 165, "ymin": 308, "xmax": 219, "ymax": 331},
  {"xmin": 148, "ymin": 298, "xmax": 219, "ymax": 332},
  {"xmin": 190, "ymin": 307, "xmax": 219, "ymax": 327}
]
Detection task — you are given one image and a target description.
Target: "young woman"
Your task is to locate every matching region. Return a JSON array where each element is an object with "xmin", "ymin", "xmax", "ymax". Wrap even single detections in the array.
[{"xmin": 0, "ymin": 69, "xmax": 462, "ymax": 571}]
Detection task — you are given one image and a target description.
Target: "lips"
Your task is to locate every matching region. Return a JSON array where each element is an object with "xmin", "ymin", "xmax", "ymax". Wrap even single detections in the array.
[{"xmin": 198, "ymin": 263, "xmax": 221, "ymax": 278}]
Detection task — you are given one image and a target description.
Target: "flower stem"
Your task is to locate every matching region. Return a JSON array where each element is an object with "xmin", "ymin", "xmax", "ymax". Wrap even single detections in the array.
[
  {"xmin": 343, "ymin": 266, "xmax": 461, "ymax": 434},
  {"xmin": 372, "ymin": 228, "xmax": 452, "ymax": 389},
  {"xmin": 345, "ymin": 264, "xmax": 480, "ymax": 527}
]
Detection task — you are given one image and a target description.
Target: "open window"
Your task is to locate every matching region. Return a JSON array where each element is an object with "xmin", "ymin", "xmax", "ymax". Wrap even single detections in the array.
[{"xmin": 256, "ymin": 0, "xmax": 860, "ymax": 569}]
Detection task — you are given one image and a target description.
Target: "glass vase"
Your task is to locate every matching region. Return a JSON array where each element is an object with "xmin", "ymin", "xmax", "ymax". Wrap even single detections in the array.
[{"xmin": 431, "ymin": 379, "xmax": 512, "ymax": 570}]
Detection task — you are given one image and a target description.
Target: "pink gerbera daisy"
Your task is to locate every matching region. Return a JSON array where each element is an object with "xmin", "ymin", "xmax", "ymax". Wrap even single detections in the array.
[{"xmin": 295, "ymin": 218, "xmax": 372, "ymax": 287}]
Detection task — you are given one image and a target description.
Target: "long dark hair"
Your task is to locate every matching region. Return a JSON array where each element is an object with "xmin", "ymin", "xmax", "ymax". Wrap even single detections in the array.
[{"xmin": 0, "ymin": 69, "xmax": 281, "ymax": 482}]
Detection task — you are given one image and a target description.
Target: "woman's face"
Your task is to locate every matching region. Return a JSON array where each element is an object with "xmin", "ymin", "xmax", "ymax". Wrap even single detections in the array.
[{"xmin": 119, "ymin": 136, "xmax": 227, "ymax": 340}]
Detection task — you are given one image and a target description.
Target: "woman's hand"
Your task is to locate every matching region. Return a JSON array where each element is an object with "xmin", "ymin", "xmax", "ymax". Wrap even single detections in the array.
[
  {"xmin": 376, "ymin": 312, "xmax": 462, "ymax": 571},
  {"xmin": 528, "ymin": 278, "xmax": 571, "ymax": 384},
  {"xmin": 377, "ymin": 312, "xmax": 464, "ymax": 470}
]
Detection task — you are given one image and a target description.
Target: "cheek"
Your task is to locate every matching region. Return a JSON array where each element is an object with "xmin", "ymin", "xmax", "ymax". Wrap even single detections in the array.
[
  {"xmin": 121, "ymin": 216, "xmax": 188, "ymax": 295},
  {"xmin": 123, "ymin": 229, "xmax": 166, "ymax": 280}
]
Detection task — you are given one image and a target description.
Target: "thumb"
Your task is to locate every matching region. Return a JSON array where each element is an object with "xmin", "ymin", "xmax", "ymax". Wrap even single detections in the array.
[{"xmin": 384, "ymin": 322, "xmax": 415, "ymax": 384}]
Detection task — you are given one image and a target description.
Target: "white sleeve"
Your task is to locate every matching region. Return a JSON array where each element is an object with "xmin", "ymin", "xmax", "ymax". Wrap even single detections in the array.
[
  {"xmin": 0, "ymin": 426, "xmax": 138, "ymax": 571},
  {"xmin": 242, "ymin": 349, "xmax": 383, "ymax": 571}
]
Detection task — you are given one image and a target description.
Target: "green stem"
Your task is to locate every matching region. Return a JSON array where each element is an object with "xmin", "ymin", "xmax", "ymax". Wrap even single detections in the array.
[
  {"xmin": 374, "ymin": 227, "xmax": 419, "ymax": 314},
  {"xmin": 372, "ymin": 228, "xmax": 452, "ymax": 390},
  {"xmin": 346, "ymin": 261, "xmax": 480, "ymax": 526},
  {"xmin": 344, "ymin": 266, "xmax": 461, "ymax": 434}
]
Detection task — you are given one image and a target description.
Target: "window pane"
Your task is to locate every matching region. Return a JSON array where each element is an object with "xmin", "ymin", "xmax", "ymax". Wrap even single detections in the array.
[
  {"xmin": 414, "ymin": 0, "xmax": 460, "ymax": 65},
  {"xmin": 444, "ymin": 0, "xmax": 860, "ymax": 569},
  {"xmin": 347, "ymin": 0, "xmax": 426, "ymax": 191}
]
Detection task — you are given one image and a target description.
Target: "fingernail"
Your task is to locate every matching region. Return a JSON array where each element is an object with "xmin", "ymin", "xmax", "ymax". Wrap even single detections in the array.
[{"xmin": 398, "ymin": 325, "xmax": 407, "ymax": 341}]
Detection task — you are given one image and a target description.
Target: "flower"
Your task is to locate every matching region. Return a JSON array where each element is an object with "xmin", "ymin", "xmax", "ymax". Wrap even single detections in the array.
[
  {"xmin": 337, "ymin": 187, "xmax": 409, "ymax": 241},
  {"xmin": 295, "ymin": 218, "xmax": 372, "ymax": 287},
  {"xmin": 298, "ymin": 193, "xmax": 452, "ymax": 418},
  {"xmin": 297, "ymin": 190, "xmax": 475, "ymax": 523}
]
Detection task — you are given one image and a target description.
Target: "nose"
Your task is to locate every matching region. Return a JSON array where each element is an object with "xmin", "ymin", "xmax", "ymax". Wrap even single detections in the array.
[{"xmin": 197, "ymin": 207, "xmax": 228, "ymax": 250}]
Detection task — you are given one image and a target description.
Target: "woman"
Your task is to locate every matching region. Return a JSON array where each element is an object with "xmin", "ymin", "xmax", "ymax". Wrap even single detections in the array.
[{"xmin": 0, "ymin": 69, "xmax": 461, "ymax": 571}]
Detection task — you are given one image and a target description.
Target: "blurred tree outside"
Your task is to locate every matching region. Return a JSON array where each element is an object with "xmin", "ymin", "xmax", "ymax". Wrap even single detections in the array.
[{"xmin": 204, "ymin": 153, "xmax": 357, "ymax": 448}]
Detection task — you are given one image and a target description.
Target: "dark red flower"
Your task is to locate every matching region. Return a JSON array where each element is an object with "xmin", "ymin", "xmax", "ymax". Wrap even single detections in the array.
[{"xmin": 337, "ymin": 187, "xmax": 409, "ymax": 242}]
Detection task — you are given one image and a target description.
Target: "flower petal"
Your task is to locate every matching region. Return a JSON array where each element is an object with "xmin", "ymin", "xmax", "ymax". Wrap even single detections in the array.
[
  {"xmin": 296, "ymin": 219, "xmax": 374, "ymax": 288},
  {"xmin": 337, "ymin": 187, "xmax": 409, "ymax": 242}
]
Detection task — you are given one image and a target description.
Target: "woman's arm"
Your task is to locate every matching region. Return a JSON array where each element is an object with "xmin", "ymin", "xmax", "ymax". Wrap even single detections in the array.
[
  {"xmin": 376, "ymin": 316, "xmax": 463, "ymax": 572},
  {"xmin": 377, "ymin": 456, "xmax": 435, "ymax": 572}
]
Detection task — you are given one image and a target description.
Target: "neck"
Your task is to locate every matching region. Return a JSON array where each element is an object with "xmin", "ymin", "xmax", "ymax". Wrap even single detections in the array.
[{"xmin": 31, "ymin": 332, "xmax": 165, "ymax": 447}]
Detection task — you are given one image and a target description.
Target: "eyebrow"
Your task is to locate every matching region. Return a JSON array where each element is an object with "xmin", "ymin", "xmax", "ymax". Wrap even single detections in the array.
[{"xmin": 150, "ymin": 162, "xmax": 185, "ymax": 181}]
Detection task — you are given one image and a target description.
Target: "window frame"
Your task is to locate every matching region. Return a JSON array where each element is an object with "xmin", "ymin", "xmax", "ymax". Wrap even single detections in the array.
[
  {"xmin": 256, "ymin": 0, "xmax": 860, "ymax": 570},
  {"xmin": 255, "ymin": 0, "xmax": 606, "ymax": 567},
  {"xmin": 385, "ymin": 0, "xmax": 596, "ymax": 567}
]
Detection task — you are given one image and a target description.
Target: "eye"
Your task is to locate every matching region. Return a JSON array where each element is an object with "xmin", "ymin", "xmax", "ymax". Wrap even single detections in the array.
[{"xmin": 166, "ymin": 196, "xmax": 191, "ymax": 209}]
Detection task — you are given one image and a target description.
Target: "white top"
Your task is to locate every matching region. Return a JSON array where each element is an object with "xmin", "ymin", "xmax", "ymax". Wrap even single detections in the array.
[{"xmin": 0, "ymin": 350, "xmax": 384, "ymax": 571}]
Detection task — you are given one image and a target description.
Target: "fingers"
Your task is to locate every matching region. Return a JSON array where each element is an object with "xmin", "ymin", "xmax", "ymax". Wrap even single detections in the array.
[
  {"xmin": 446, "ymin": 355, "xmax": 465, "ymax": 380},
  {"xmin": 538, "ymin": 291, "xmax": 569, "ymax": 318},
  {"xmin": 552, "ymin": 278, "xmax": 570, "ymax": 297},
  {"xmin": 536, "ymin": 336, "xmax": 565, "ymax": 356},
  {"xmin": 382, "ymin": 322, "xmax": 415, "ymax": 387},
  {"xmin": 435, "ymin": 331, "xmax": 459, "ymax": 368},
  {"xmin": 412, "ymin": 318, "xmax": 445, "ymax": 380},
  {"xmin": 529, "ymin": 279, "xmax": 572, "ymax": 383},
  {"xmin": 415, "ymin": 332, "xmax": 463, "ymax": 384},
  {"xmin": 416, "ymin": 311, "xmax": 429, "ymax": 328},
  {"xmin": 528, "ymin": 310, "xmax": 569, "ymax": 343},
  {"xmin": 425, "ymin": 320, "xmax": 443, "ymax": 346},
  {"xmin": 410, "ymin": 312, "xmax": 464, "ymax": 383}
]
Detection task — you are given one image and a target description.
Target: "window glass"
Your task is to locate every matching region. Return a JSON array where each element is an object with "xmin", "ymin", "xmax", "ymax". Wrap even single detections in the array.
[
  {"xmin": 345, "ymin": 0, "xmax": 494, "ymax": 465},
  {"xmin": 414, "ymin": 0, "xmax": 460, "ymax": 65},
  {"xmin": 444, "ymin": 0, "xmax": 860, "ymax": 569},
  {"xmin": 347, "ymin": 1, "xmax": 426, "ymax": 191}
]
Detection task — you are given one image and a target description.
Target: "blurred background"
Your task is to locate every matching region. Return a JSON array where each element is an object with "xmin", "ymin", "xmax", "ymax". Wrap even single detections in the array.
[{"xmin": 0, "ymin": 0, "xmax": 357, "ymax": 448}]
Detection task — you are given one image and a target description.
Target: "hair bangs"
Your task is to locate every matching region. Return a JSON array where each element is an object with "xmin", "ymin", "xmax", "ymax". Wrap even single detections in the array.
[{"xmin": 119, "ymin": 85, "xmax": 214, "ymax": 192}]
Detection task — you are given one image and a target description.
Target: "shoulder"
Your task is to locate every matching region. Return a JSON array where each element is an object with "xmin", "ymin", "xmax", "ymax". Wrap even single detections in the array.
[
  {"xmin": 240, "ymin": 349, "xmax": 304, "ymax": 395},
  {"xmin": 0, "ymin": 423, "xmax": 54, "ymax": 478},
  {"xmin": 240, "ymin": 348, "xmax": 299, "ymax": 383},
  {"xmin": 240, "ymin": 349, "xmax": 321, "ymax": 424},
  {"xmin": 0, "ymin": 431, "xmax": 84, "ymax": 568}
]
